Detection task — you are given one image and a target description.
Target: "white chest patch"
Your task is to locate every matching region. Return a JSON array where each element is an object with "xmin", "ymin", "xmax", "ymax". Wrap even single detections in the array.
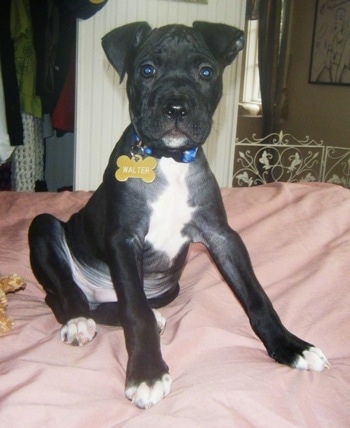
[{"xmin": 145, "ymin": 158, "xmax": 194, "ymax": 260}]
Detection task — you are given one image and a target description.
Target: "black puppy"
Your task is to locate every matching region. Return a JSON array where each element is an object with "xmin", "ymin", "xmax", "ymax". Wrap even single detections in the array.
[{"xmin": 29, "ymin": 22, "xmax": 329, "ymax": 409}]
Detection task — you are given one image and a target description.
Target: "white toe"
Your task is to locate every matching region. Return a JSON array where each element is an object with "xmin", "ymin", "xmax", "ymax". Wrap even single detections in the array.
[
  {"xmin": 125, "ymin": 373, "xmax": 172, "ymax": 409},
  {"xmin": 294, "ymin": 346, "xmax": 330, "ymax": 371},
  {"xmin": 60, "ymin": 317, "xmax": 97, "ymax": 346}
]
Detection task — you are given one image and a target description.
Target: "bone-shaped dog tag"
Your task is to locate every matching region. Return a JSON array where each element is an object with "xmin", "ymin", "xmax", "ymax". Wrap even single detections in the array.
[{"xmin": 115, "ymin": 155, "xmax": 157, "ymax": 183}]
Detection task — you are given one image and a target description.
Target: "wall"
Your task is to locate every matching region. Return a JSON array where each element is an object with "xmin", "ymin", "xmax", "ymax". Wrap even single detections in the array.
[
  {"xmin": 236, "ymin": 115, "xmax": 262, "ymax": 140},
  {"xmin": 282, "ymin": 0, "xmax": 350, "ymax": 147}
]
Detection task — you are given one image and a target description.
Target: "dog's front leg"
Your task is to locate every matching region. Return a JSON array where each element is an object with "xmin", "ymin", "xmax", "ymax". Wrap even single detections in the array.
[
  {"xmin": 201, "ymin": 226, "xmax": 329, "ymax": 372},
  {"xmin": 108, "ymin": 236, "xmax": 172, "ymax": 409}
]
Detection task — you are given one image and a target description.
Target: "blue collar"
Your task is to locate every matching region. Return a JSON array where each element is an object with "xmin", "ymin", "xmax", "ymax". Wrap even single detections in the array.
[{"xmin": 132, "ymin": 128, "xmax": 198, "ymax": 163}]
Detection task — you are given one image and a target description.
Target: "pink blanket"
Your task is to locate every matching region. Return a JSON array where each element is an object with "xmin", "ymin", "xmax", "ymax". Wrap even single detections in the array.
[{"xmin": 1, "ymin": 183, "xmax": 349, "ymax": 426}]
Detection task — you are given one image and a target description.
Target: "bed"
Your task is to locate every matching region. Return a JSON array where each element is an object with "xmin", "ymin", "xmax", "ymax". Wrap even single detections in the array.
[{"xmin": 1, "ymin": 182, "xmax": 349, "ymax": 427}]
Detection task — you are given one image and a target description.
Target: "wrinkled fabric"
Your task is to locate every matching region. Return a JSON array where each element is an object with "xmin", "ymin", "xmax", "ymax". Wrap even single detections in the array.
[{"xmin": 0, "ymin": 183, "xmax": 349, "ymax": 427}]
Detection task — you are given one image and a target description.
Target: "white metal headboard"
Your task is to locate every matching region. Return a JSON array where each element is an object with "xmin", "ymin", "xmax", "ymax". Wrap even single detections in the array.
[{"xmin": 233, "ymin": 131, "xmax": 350, "ymax": 188}]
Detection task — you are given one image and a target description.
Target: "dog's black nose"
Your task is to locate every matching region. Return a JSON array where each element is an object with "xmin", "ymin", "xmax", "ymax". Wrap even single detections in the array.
[{"xmin": 164, "ymin": 100, "xmax": 188, "ymax": 122}]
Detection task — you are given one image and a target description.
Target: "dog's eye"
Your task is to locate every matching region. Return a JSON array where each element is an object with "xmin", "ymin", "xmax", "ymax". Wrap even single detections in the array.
[
  {"xmin": 141, "ymin": 64, "xmax": 156, "ymax": 78},
  {"xmin": 199, "ymin": 66, "xmax": 213, "ymax": 80}
]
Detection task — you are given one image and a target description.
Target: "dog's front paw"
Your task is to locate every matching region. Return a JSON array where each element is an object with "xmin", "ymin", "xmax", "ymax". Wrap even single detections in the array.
[
  {"xmin": 292, "ymin": 346, "xmax": 330, "ymax": 372},
  {"xmin": 270, "ymin": 337, "xmax": 330, "ymax": 372},
  {"xmin": 125, "ymin": 373, "xmax": 172, "ymax": 409},
  {"xmin": 60, "ymin": 317, "xmax": 97, "ymax": 346}
]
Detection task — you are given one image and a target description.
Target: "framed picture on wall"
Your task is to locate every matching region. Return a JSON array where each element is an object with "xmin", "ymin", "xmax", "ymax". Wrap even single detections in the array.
[{"xmin": 309, "ymin": 0, "xmax": 350, "ymax": 85}]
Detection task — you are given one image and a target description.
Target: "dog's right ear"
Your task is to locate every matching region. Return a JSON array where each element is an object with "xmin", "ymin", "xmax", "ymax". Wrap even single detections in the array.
[{"xmin": 102, "ymin": 22, "xmax": 152, "ymax": 83}]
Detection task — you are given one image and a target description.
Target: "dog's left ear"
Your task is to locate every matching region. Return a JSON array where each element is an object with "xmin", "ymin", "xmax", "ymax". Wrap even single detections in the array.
[
  {"xmin": 102, "ymin": 22, "xmax": 152, "ymax": 82},
  {"xmin": 192, "ymin": 21, "xmax": 244, "ymax": 67}
]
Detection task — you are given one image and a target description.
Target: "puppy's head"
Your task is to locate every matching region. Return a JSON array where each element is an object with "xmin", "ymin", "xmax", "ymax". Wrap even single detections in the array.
[{"xmin": 102, "ymin": 22, "xmax": 244, "ymax": 151}]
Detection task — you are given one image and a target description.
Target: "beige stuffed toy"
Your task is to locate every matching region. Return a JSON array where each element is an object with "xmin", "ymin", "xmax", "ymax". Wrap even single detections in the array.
[{"xmin": 0, "ymin": 274, "xmax": 26, "ymax": 336}]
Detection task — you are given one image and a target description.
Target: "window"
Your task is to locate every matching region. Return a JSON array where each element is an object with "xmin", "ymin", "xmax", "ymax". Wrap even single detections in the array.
[{"xmin": 241, "ymin": 19, "xmax": 261, "ymax": 104}]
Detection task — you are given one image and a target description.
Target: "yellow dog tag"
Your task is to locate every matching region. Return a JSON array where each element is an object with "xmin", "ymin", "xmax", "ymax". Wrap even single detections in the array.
[{"xmin": 115, "ymin": 155, "xmax": 157, "ymax": 183}]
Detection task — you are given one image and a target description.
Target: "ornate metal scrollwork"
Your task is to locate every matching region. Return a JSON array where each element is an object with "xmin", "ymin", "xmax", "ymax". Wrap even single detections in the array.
[{"xmin": 233, "ymin": 131, "xmax": 350, "ymax": 188}]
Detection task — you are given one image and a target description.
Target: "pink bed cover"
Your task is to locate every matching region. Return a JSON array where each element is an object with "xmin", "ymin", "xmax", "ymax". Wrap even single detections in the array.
[{"xmin": 0, "ymin": 182, "xmax": 349, "ymax": 427}]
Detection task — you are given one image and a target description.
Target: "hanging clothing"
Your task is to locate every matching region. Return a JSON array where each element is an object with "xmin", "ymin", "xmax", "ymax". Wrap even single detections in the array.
[
  {"xmin": 9, "ymin": 0, "xmax": 43, "ymax": 191},
  {"xmin": 0, "ymin": 0, "xmax": 24, "ymax": 147},
  {"xmin": 51, "ymin": 49, "xmax": 75, "ymax": 134},
  {"xmin": 10, "ymin": 0, "xmax": 42, "ymax": 118},
  {"xmin": 59, "ymin": 0, "xmax": 109, "ymax": 20},
  {"xmin": 29, "ymin": 0, "xmax": 109, "ymax": 131},
  {"xmin": 30, "ymin": 0, "xmax": 73, "ymax": 116},
  {"xmin": 12, "ymin": 113, "xmax": 44, "ymax": 191},
  {"xmin": 1, "ymin": 0, "xmax": 109, "ymax": 190},
  {"xmin": 0, "ymin": 62, "xmax": 15, "ymax": 163}
]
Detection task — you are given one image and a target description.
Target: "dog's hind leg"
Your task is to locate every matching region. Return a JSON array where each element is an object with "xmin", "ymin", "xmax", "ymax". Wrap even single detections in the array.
[{"xmin": 29, "ymin": 214, "xmax": 96, "ymax": 346}]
